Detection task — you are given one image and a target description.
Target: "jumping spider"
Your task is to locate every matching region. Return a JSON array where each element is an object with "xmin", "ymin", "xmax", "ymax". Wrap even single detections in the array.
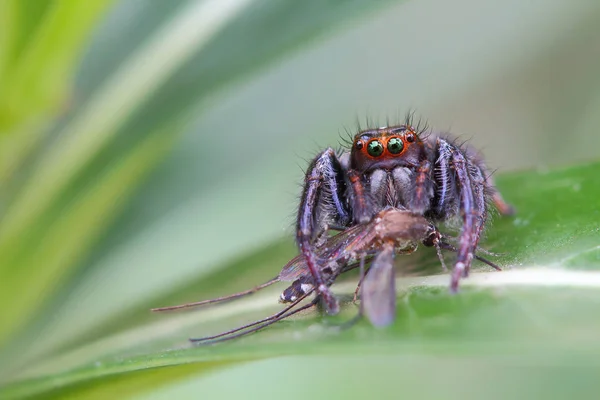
[
  {"xmin": 153, "ymin": 116, "xmax": 513, "ymax": 343},
  {"xmin": 297, "ymin": 116, "xmax": 513, "ymax": 314}
]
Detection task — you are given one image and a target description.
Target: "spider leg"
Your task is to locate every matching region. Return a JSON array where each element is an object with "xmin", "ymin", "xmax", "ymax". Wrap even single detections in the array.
[
  {"xmin": 347, "ymin": 169, "xmax": 372, "ymax": 223},
  {"xmin": 490, "ymin": 190, "xmax": 515, "ymax": 216},
  {"xmin": 468, "ymin": 150, "xmax": 515, "ymax": 216},
  {"xmin": 465, "ymin": 157, "xmax": 489, "ymax": 270},
  {"xmin": 331, "ymin": 310, "xmax": 363, "ymax": 332},
  {"xmin": 297, "ymin": 148, "xmax": 350, "ymax": 315},
  {"xmin": 441, "ymin": 141, "xmax": 487, "ymax": 292},
  {"xmin": 411, "ymin": 159, "xmax": 434, "ymax": 213}
]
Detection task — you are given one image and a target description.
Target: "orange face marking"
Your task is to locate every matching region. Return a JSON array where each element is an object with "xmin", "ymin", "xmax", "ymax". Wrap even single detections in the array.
[{"xmin": 353, "ymin": 125, "xmax": 418, "ymax": 160}]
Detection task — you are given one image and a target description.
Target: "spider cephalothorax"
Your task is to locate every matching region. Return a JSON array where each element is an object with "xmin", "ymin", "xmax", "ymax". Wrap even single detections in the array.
[{"xmin": 297, "ymin": 117, "xmax": 513, "ymax": 314}]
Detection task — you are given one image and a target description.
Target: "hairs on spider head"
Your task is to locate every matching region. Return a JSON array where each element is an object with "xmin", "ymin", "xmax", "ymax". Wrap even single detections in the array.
[{"xmin": 338, "ymin": 110, "xmax": 431, "ymax": 151}]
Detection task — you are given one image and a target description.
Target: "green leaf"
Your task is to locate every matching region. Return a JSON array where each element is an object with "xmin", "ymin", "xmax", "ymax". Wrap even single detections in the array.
[
  {"xmin": 2, "ymin": 161, "xmax": 599, "ymax": 399},
  {"xmin": 2, "ymin": 1, "xmax": 600, "ymax": 399}
]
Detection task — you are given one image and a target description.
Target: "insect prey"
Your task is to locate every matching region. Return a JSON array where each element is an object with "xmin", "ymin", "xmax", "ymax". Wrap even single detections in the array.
[{"xmin": 153, "ymin": 208, "xmax": 501, "ymax": 343}]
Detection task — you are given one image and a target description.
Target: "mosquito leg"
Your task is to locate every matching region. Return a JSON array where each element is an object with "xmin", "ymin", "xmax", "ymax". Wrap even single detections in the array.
[
  {"xmin": 333, "ymin": 311, "xmax": 363, "ymax": 332},
  {"xmin": 353, "ymin": 255, "xmax": 367, "ymax": 304},
  {"xmin": 190, "ymin": 292, "xmax": 311, "ymax": 343},
  {"xmin": 438, "ymin": 241, "xmax": 501, "ymax": 271},
  {"xmin": 439, "ymin": 235, "xmax": 505, "ymax": 257},
  {"xmin": 421, "ymin": 225, "xmax": 448, "ymax": 272},
  {"xmin": 193, "ymin": 297, "xmax": 320, "ymax": 345},
  {"xmin": 152, "ymin": 277, "xmax": 280, "ymax": 312},
  {"xmin": 193, "ymin": 263, "xmax": 349, "ymax": 344},
  {"xmin": 434, "ymin": 240, "xmax": 448, "ymax": 272},
  {"xmin": 474, "ymin": 254, "xmax": 501, "ymax": 271}
]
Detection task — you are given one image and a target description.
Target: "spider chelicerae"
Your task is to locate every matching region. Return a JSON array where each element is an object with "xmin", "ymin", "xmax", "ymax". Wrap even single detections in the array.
[{"xmin": 296, "ymin": 115, "xmax": 513, "ymax": 314}]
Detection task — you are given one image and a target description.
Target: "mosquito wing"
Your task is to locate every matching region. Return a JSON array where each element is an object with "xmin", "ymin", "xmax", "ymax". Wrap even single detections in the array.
[
  {"xmin": 361, "ymin": 243, "xmax": 396, "ymax": 327},
  {"xmin": 278, "ymin": 254, "xmax": 307, "ymax": 282},
  {"xmin": 279, "ymin": 209, "xmax": 430, "ymax": 283},
  {"xmin": 279, "ymin": 223, "xmax": 376, "ymax": 281}
]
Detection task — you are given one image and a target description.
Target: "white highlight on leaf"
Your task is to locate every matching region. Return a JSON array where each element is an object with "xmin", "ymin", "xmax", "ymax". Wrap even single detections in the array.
[
  {"xmin": 17, "ymin": 267, "xmax": 600, "ymax": 382},
  {"xmin": 554, "ymin": 245, "xmax": 600, "ymax": 266}
]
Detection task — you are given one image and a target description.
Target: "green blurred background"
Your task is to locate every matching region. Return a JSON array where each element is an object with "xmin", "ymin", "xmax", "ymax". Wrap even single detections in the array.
[{"xmin": 1, "ymin": 0, "xmax": 599, "ymax": 398}]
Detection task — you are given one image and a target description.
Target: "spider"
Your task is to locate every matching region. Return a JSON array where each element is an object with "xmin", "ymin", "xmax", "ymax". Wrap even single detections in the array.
[
  {"xmin": 152, "ymin": 116, "xmax": 513, "ymax": 343},
  {"xmin": 296, "ymin": 115, "xmax": 514, "ymax": 315}
]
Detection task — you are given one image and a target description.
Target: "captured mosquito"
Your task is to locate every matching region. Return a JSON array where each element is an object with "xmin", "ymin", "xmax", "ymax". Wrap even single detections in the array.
[{"xmin": 153, "ymin": 209, "xmax": 502, "ymax": 343}]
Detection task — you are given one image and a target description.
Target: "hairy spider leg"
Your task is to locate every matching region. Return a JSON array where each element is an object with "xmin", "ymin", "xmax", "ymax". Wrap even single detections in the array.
[
  {"xmin": 347, "ymin": 170, "xmax": 372, "ymax": 223},
  {"xmin": 469, "ymin": 150, "xmax": 515, "ymax": 217},
  {"xmin": 151, "ymin": 276, "xmax": 280, "ymax": 312},
  {"xmin": 297, "ymin": 148, "xmax": 350, "ymax": 315},
  {"xmin": 465, "ymin": 153, "xmax": 491, "ymax": 261},
  {"xmin": 438, "ymin": 140, "xmax": 487, "ymax": 292},
  {"xmin": 411, "ymin": 158, "xmax": 435, "ymax": 212}
]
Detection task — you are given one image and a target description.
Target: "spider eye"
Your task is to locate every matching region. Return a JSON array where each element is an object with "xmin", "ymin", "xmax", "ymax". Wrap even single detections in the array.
[
  {"xmin": 387, "ymin": 137, "xmax": 404, "ymax": 154},
  {"xmin": 367, "ymin": 140, "xmax": 384, "ymax": 157},
  {"xmin": 355, "ymin": 141, "xmax": 363, "ymax": 150}
]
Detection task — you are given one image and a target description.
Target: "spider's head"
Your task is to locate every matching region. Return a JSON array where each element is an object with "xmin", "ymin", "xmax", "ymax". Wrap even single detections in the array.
[{"xmin": 350, "ymin": 124, "xmax": 423, "ymax": 172}]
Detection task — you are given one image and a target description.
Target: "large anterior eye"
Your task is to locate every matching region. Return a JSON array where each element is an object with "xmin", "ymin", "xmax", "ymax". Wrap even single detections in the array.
[
  {"xmin": 367, "ymin": 140, "xmax": 384, "ymax": 157},
  {"xmin": 387, "ymin": 137, "xmax": 404, "ymax": 154}
]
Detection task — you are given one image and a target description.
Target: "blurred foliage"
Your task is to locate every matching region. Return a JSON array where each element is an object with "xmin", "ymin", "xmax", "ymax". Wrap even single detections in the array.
[{"xmin": 0, "ymin": 0, "xmax": 599, "ymax": 399}]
